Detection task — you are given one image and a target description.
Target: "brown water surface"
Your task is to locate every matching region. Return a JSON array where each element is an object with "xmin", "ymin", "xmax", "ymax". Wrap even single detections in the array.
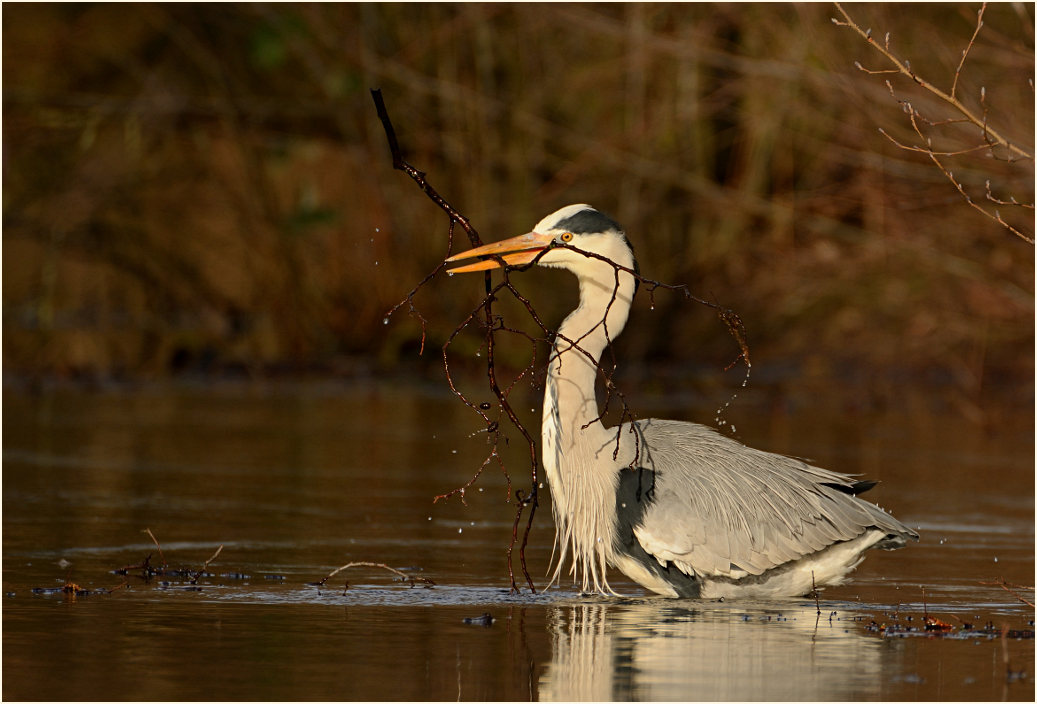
[{"xmin": 3, "ymin": 380, "xmax": 1033, "ymax": 700}]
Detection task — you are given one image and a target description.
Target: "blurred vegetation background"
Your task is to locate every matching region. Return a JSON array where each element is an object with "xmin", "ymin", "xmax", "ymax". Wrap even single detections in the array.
[{"xmin": 3, "ymin": 3, "xmax": 1033, "ymax": 408}]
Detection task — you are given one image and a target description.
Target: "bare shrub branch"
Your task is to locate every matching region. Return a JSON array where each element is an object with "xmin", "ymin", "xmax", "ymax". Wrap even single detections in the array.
[
  {"xmin": 833, "ymin": 2, "xmax": 1028, "ymax": 161},
  {"xmin": 833, "ymin": 2, "xmax": 1034, "ymax": 243},
  {"xmin": 372, "ymin": 90, "xmax": 750, "ymax": 593}
]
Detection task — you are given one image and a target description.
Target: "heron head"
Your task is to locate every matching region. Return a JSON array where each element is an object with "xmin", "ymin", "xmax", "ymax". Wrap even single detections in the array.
[{"xmin": 445, "ymin": 204, "xmax": 635, "ymax": 277}]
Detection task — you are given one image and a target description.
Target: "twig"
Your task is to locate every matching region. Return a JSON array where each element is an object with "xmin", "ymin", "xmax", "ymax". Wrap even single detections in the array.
[
  {"xmin": 980, "ymin": 577, "xmax": 1036, "ymax": 608},
  {"xmin": 951, "ymin": 2, "xmax": 986, "ymax": 100},
  {"xmin": 811, "ymin": 570, "xmax": 821, "ymax": 615},
  {"xmin": 901, "ymin": 109, "xmax": 1034, "ymax": 244},
  {"xmin": 832, "ymin": 2, "xmax": 1030, "ymax": 161},
  {"xmin": 143, "ymin": 527, "xmax": 167, "ymax": 567},
  {"xmin": 191, "ymin": 544, "xmax": 223, "ymax": 584},
  {"xmin": 833, "ymin": 2, "xmax": 1034, "ymax": 243},
  {"xmin": 372, "ymin": 88, "xmax": 539, "ymax": 592},
  {"xmin": 985, "ymin": 181, "xmax": 1035, "ymax": 210},
  {"xmin": 202, "ymin": 544, "xmax": 223, "ymax": 570},
  {"xmin": 371, "ymin": 89, "xmax": 482, "ymax": 247},
  {"xmin": 316, "ymin": 561, "xmax": 435, "ymax": 589},
  {"xmin": 371, "ymin": 89, "xmax": 750, "ymax": 595}
]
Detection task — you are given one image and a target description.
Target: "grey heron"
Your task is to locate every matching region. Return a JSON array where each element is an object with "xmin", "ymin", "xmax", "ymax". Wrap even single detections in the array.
[{"xmin": 446, "ymin": 204, "xmax": 918, "ymax": 598}]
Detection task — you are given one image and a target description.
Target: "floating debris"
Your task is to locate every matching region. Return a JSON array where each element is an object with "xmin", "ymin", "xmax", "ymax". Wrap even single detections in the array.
[{"xmin": 462, "ymin": 613, "xmax": 495, "ymax": 627}]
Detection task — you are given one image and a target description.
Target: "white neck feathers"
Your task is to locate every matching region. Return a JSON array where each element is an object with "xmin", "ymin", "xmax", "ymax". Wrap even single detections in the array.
[{"xmin": 539, "ymin": 234, "xmax": 636, "ymax": 593}]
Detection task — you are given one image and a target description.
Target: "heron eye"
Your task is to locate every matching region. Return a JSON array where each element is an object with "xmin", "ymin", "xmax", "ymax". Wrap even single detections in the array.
[{"xmin": 560, "ymin": 232, "xmax": 573, "ymax": 243}]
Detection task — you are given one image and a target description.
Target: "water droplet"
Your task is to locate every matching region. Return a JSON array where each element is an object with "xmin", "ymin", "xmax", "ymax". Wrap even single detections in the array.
[
  {"xmin": 475, "ymin": 352, "xmax": 480, "ymax": 357},
  {"xmin": 428, "ymin": 516, "xmax": 432, "ymax": 521},
  {"xmin": 375, "ymin": 227, "xmax": 380, "ymax": 233},
  {"xmin": 478, "ymin": 487, "xmax": 483, "ymax": 492},
  {"xmin": 470, "ymin": 522, "xmax": 475, "ymax": 526},
  {"xmin": 374, "ymin": 261, "xmax": 379, "ymax": 266},
  {"xmin": 451, "ymin": 449, "xmax": 458, "ymax": 454},
  {"xmin": 383, "ymin": 318, "xmax": 389, "ymax": 325},
  {"xmin": 458, "ymin": 528, "xmax": 463, "ymax": 534},
  {"xmin": 994, "ymin": 556, "xmax": 998, "ymax": 563}
]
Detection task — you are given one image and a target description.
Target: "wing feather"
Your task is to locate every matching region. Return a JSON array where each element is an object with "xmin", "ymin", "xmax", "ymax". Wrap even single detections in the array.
[{"xmin": 625, "ymin": 419, "xmax": 917, "ymax": 579}]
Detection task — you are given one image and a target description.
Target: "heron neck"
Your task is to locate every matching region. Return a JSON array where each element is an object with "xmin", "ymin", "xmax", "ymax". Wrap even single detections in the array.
[
  {"xmin": 545, "ymin": 270, "xmax": 635, "ymax": 438},
  {"xmin": 540, "ymin": 265, "xmax": 635, "ymax": 592}
]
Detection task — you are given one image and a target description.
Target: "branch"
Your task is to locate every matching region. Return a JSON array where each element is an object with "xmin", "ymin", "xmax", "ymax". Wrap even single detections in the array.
[
  {"xmin": 371, "ymin": 89, "xmax": 751, "ymax": 595},
  {"xmin": 979, "ymin": 577, "xmax": 1036, "ymax": 608},
  {"xmin": 143, "ymin": 527, "xmax": 168, "ymax": 567},
  {"xmin": 900, "ymin": 105, "xmax": 1034, "ymax": 243},
  {"xmin": 833, "ymin": 4, "xmax": 1034, "ymax": 242},
  {"xmin": 371, "ymin": 89, "xmax": 482, "ymax": 246},
  {"xmin": 833, "ymin": 2, "xmax": 1030, "ymax": 161},
  {"xmin": 951, "ymin": 2, "xmax": 985, "ymax": 100},
  {"xmin": 372, "ymin": 89, "xmax": 539, "ymax": 592},
  {"xmin": 317, "ymin": 561, "xmax": 435, "ymax": 590},
  {"xmin": 191, "ymin": 544, "xmax": 223, "ymax": 584}
]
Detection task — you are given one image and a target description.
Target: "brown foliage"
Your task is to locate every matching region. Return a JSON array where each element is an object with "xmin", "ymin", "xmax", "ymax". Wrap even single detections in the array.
[{"xmin": 3, "ymin": 3, "xmax": 1032, "ymax": 391}]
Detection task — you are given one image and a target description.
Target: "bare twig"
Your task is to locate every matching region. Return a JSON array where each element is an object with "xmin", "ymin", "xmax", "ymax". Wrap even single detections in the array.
[
  {"xmin": 985, "ymin": 181, "xmax": 1035, "ymax": 210},
  {"xmin": 811, "ymin": 570, "xmax": 821, "ymax": 615},
  {"xmin": 317, "ymin": 561, "xmax": 435, "ymax": 590},
  {"xmin": 980, "ymin": 577, "xmax": 1036, "ymax": 608},
  {"xmin": 372, "ymin": 89, "xmax": 750, "ymax": 594},
  {"xmin": 191, "ymin": 544, "xmax": 223, "ymax": 584},
  {"xmin": 834, "ymin": 3, "xmax": 1034, "ymax": 243},
  {"xmin": 951, "ymin": 2, "xmax": 986, "ymax": 100},
  {"xmin": 144, "ymin": 527, "xmax": 167, "ymax": 567},
  {"xmin": 901, "ymin": 108, "xmax": 1034, "ymax": 243},
  {"xmin": 373, "ymin": 88, "xmax": 539, "ymax": 592},
  {"xmin": 833, "ymin": 2, "xmax": 1029, "ymax": 161}
]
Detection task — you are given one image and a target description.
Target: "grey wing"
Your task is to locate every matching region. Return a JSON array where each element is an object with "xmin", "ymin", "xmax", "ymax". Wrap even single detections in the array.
[{"xmin": 625, "ymin": 419, "xmax": 917, "ymax": 580}]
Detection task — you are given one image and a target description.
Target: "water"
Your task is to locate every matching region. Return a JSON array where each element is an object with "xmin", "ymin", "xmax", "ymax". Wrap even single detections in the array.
[{"xmin": 3, "ymin": 379, "xmax": 1033, "ymax": 700}]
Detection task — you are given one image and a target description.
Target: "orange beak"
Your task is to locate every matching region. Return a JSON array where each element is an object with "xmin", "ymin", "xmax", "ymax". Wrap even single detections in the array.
[{"xmin": 445, "ymin": 232, "xmax": 555, "ymax": 274}]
